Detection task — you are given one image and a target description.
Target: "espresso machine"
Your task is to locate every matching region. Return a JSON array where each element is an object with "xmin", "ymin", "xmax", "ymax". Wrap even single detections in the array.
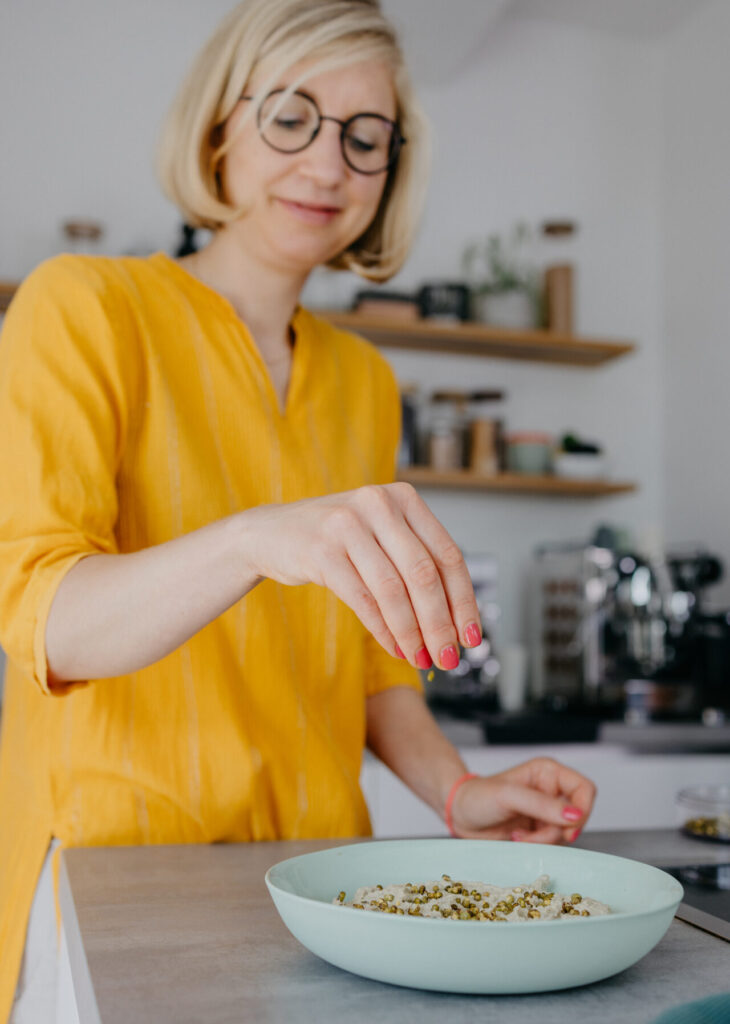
[{"xmin": 528, "ymin": 531, "xmax": 730, "ymax": 722}]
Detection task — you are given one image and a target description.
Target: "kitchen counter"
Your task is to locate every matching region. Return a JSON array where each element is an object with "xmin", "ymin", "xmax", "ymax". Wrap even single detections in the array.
[
  {"xmin": 432, "ymin": 712, "xmax": 730, "ymax": 752},
  {"xmin": 60, "ymin": 829, "xmax": 729, "ymax": 1024}
]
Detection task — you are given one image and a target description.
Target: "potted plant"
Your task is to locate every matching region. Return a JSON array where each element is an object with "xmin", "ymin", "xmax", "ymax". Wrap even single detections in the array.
[{"xmin": 462, "ymin": 222, "xmax": 541, "ymax": 329}]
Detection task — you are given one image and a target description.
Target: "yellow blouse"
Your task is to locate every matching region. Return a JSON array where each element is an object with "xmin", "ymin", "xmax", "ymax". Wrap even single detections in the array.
[{"xmin": 0, "ymin": 253, "xmax": 420, "ymax": 1020}]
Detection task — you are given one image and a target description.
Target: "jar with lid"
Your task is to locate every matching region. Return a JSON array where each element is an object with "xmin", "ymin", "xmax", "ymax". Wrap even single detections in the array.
[
  {"xmin": 467, "ymin": 390, "xmax": 504, "ymax": 475},
  {"xmin": 540, "ymin": 220, "xmax": 577, "ymax": 334},
  {"xmin": 427, "ymin": 391, "xmax": 468, "ymax": 471},
  {"xmin": 60, "ymin": 219, "xmax": 105, "ymax": 256}
]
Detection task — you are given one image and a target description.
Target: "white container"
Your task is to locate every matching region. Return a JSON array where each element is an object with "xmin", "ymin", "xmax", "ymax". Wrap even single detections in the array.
[
  {"xmin": 475, "ymin": 291, "xmax": 536, "ymax": 329},
  {"xmin": 553, "ymin": 452, "xmax": 607, "ymax": 480}
]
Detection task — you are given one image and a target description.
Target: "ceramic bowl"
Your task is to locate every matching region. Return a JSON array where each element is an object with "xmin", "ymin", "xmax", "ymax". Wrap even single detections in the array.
[{"xmin": 265, "ymin": 839, "xmax": 682, "ymax": 994}]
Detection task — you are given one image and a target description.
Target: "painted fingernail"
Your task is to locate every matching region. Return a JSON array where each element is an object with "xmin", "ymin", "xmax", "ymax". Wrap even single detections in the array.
[
  {"xmin": 569, "ymin": 828, "xmax": 581, "ymax": 843},
  {"xmin": 464, "ymin": 622, "xmax": 482, "ymax": 647},
  {"xmin": 395, "ymin": 644, "xmax": 405, "ymax": 659},
  {"xmin": 562, "ymin": 806, "xmax": 583, "ymax": 822},
  {"xmin": 415, "ymin": 647, "xmax": 433, "ymax": 670},
  {"xmin": 511, "ymin": 830, "xmax": 526, "ymax": 842},
  {"xmin": 440, "ymin": 645, "xmax": 459, "ymax": 670}
]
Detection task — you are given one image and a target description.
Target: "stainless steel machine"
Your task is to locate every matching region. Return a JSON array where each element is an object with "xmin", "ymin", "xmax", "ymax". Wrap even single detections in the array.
[{"xmin": 528, "ymin": 534, "xmax": 730, "ymax": 722}]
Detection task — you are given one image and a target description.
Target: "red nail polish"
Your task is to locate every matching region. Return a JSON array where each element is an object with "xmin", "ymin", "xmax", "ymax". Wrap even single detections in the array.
[
  {"xmin": 395, "ymin": 644, "xmax": 405, "ymax": 659},
  {"xmin": 415, "ymin": 647, "xmax": 432, "ymax": 670},
  {"xmin": 465, "ymin": 622, "xmax": 482, "ymax": 647},
  {"xmin": 569, "ymin": 828, "xmax": 581, "ymax": 843},
  {"xmin": 440, "ymin": 645, "xmax": 459, "ymax": 670},
  {"xmin": 562, "ymin": 806, "xmax": 582, "ymax": 822}
]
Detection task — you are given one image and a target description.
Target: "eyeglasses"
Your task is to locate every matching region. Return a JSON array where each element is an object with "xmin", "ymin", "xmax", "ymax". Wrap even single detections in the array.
[{"xmin": 239, "ymin": 89, "xmax": 406, "ymax": 175}]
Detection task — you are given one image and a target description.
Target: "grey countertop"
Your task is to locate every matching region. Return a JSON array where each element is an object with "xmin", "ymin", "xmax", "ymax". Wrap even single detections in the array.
[
  {"xmin": 432, "ymin": 713, "xmax": 730, "ymax": 752},
  {"xmin": 60, "ymin": 829, "xmax": 730, "ymax": 1024}
]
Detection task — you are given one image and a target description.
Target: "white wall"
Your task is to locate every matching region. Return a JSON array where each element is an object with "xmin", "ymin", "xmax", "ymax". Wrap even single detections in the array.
[
  {"xmin": 0, "ymin": 1, "xmax": 700, "ymax": 650},
  {"xmin": 661, "ymin": 0, "xmax": 730, "ymax": 609}
]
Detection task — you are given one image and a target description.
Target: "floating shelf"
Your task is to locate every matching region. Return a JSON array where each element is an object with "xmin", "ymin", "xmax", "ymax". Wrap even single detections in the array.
[
  {"xmin": 319, "ymin": 310, "xmax": 635, "ymax": 367},
  {"xmin": 0, "ymin": 282, "xmax": 17, "ymax": 314},
  {"xmin": 398, "ymin": 467, "xmax": 636, "ymax": 497}
]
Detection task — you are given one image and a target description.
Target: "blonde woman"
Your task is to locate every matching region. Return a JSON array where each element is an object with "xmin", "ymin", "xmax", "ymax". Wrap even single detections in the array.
[{"xmin": 0, "ymin": 2, "xmax": 595, "ymax": 1019}]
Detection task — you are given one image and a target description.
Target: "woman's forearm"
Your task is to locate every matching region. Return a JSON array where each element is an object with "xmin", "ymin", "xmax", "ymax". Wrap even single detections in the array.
[
  {"xmin": 365, "ymin": 686, "xmax": 467, "ymax": 819},
  {"xmin": 45, "ymin": 511, "xmax": 262, "ymax": 683}
]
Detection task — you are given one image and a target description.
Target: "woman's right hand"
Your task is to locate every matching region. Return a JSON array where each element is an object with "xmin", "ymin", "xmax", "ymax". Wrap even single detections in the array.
[{"xmin": 241, "ymin": 482, "xmax": 483, "ymax": 670}]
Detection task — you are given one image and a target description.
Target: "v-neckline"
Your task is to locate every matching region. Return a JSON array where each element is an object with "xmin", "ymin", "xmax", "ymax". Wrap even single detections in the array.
[{"xmin": 150, "ymin": 251, "xmax": 310, "ymax": 419}]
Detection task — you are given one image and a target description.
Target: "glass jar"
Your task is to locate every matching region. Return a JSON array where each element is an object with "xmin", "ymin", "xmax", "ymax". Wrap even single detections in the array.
[
  {"xmin": 427, "ymin": 392, "xmax": 467, "ymax": 470},
  {"xmin": 467, "ymin": 390, "xmax": 504, "ymax": 475},
  {"xmin": 676, "ymin": 785, "xmax": 730, "ymax": 843},
  {"xmin": 60, "ymin": 219, "xmax": 104, "ymax": 256}
]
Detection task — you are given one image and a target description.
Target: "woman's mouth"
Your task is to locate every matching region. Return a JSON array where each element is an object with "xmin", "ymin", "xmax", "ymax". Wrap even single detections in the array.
[{"xmin": 277, "ymin": 198, "xmax": 341, "ymax": 225}]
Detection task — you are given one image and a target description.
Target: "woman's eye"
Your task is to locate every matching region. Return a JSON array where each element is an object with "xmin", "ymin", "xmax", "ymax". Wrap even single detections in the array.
[
  {"xmin": 347, "ymin": 135, "xmax": 376, "ymax": 153},
  {"xmin": 276, "ymin": 117, "xmax": 306, "ymax": 130}
]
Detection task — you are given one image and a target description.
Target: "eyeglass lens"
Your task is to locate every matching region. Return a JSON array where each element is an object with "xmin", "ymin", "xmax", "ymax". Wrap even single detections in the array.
[{"xmin": 258, "ymin": 91, "xmax": 398, "ymax": 174}]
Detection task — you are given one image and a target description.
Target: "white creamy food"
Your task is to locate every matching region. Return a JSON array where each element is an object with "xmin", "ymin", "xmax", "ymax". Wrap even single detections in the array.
[{"xmin": 334, "ymin": 873, "xmax": 611, "ymax": 921}]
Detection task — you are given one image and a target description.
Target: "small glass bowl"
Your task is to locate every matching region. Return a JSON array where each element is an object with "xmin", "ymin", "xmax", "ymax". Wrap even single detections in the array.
[{"xmin": 677, "ymin": 785, "xmax": 730, "ymax": 843}]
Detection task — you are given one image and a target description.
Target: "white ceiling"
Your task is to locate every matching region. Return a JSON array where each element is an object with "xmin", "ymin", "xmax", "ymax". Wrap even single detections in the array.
[{"xmin": 382, "ymin": 0, "xmax": 711, "ymax": 84}]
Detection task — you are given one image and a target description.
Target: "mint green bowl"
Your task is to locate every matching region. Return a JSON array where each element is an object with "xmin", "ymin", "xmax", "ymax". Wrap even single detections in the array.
[{"xmin": 265, "ymin": 839, "xmax": 682, "ymax": 994}]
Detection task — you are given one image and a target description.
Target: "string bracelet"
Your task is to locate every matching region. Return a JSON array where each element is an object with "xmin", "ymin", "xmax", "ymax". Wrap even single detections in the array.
[{"xmin": 444, "ymin": 772, "xmax": 478, "ymax": 838}]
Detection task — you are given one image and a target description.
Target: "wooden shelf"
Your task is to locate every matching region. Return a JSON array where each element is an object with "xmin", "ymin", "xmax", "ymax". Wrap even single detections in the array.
[
  {"xmin": 0, "ymin": 281, "xmax": 18, "ymax": 314},
  {"xmin": 398, "ymin": 467, "xmax": 636, "ymax": 497},
  {"xmin": 1, "ymin": 286, "xmax": 635, "ymax": 368},
  {"xmin": 318, "ymin": 310, "xmax": 635, "ymax": 367}
]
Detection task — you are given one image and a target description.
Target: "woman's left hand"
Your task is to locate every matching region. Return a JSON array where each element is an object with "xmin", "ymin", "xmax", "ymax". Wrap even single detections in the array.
[{"xmin": 449, "ymin": 758, "xmax": 597, "ymax": 844}]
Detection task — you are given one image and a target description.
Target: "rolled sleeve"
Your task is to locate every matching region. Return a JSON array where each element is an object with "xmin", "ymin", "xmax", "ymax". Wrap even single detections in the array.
[{"xmin": 0, "ymin": 256, "xmax": 138, "ymax": 692}]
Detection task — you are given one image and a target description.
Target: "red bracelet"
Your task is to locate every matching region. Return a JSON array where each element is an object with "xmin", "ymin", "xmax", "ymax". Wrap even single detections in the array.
[{"xmin": 444, "ymin": 772, "xmax": 478, "ymax": 838}]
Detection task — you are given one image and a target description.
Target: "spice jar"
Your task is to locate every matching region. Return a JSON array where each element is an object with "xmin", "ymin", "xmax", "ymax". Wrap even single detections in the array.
[
  {"xmin": 60, "ymin": 219, "xmax": 105, "ymax": 256},
  {"xmin": 467, "ymin": 390, "xmax": 504, "ymax": 476},
  {"xmin": 427, "ymin": 392, "xmax": 468, "ymax": 471}
]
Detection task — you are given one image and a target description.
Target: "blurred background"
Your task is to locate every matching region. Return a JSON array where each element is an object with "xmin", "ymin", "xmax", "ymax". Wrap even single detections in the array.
[{"xmin": 1, "ymin": 0, "xmax": 729, "ymax": 744}]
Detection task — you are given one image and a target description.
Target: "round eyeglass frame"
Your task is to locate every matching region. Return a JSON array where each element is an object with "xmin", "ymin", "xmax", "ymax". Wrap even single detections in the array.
[{"xmin": 239, "ymin": 89, "xmax": 406, "ymax": 175}]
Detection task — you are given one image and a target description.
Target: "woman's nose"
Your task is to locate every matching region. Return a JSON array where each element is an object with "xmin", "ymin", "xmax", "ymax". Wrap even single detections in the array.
[{"xmin": 298, "ymin": 121, "xmax": 347, "ymax": 186}]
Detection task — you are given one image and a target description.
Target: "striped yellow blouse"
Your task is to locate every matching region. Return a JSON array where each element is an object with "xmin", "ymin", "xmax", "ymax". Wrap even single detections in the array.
[{"xmin": 0, "ymin": 253, "xmax": 420, "ymax": 1020}]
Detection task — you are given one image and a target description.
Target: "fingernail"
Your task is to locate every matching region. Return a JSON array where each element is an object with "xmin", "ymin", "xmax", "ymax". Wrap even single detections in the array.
[
  {"xmin": 569, "ymin": 828, "xmax": 581, "ymax": 843},
  {"xmin": 465, "ymin": 622, "xmax": 482, "ymax": 647},
  {"xmin": 440, "ymin": 645, "xmax": 459, "ymax": 670},
  {"xmin": 511, "ymin": 830, "xmax": 526, "ymax": 842},
  {"xmin": 395, "ymin": 644, "xmax": 405, "ymax": 659},
  {"xmin": 562, "ymin": 806, "xmax": 583, "ymax": 822},
  {"xmin": 415, "ymin": 647, "xmax": 433, "ymax": 670}
]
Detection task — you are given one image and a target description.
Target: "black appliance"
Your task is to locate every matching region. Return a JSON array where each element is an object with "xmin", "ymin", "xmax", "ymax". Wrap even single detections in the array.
[{"xmin": 661, "ymin": 862, "xmax": 730, "ymax": 942}]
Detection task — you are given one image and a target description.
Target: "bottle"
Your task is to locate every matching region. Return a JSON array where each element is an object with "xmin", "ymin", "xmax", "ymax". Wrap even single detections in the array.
[
  {"xmin": 541, "ymin": 220, "xmax": 577, "ymax": 334},
  {"xmin": 398, "ymin": 384, "xmax": 419, "ymax": 468}
]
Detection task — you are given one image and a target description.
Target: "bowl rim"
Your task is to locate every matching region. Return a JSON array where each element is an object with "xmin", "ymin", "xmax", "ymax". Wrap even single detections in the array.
[{"xmin": 265, "ymin": 838, "xmax": 683, "ymax": 929}]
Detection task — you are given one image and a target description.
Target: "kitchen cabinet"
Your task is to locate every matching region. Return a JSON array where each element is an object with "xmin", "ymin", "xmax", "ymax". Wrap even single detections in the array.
[{"xmin": 361, "ymin": 743, "xmax": 730, "ymax": 838}]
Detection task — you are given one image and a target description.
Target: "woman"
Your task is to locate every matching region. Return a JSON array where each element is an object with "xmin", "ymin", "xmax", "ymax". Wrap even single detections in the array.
[{"xmin": 0, "ymin": 1, "xmax": 595, "ymax": 1019}]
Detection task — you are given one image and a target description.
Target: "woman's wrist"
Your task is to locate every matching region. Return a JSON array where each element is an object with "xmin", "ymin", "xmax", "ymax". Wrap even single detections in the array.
[{"xmin": 444, "ymin": 772, "xmax": 479, "ymax": 837}]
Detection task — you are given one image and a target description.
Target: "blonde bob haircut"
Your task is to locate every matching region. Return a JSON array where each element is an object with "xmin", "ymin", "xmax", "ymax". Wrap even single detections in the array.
[{"xmin": 157, "ymin": 0, "xmax": 429, "ymax": 282}]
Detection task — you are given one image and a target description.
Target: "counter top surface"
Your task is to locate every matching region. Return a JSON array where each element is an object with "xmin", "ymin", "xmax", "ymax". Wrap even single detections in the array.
[
  {"xmin": 61, "ymin": 829, "xmax": 730, "ymax": 1024},
  {"xmin": 431, "ymin": 713, "xmax": 730, "ymax": 752}
]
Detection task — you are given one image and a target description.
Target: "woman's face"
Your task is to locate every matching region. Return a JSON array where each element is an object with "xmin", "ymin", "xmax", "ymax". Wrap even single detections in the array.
[{"xmin": 219, "ymin": 58, "xmax": 396, "ymax": 275}]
